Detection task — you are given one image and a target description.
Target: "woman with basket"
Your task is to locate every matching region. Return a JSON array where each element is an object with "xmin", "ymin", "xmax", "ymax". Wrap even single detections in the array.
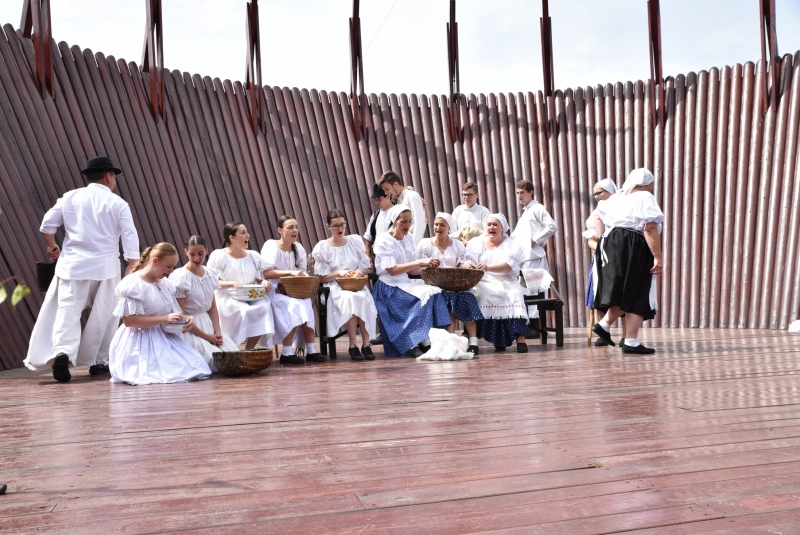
[
  {"xmin": 208, "ymin": 222, "xmax": 275, "ymax": 351},
  {"xmin": 372, "ymin": 206, "xmax": 451, "ymax": 357},
  {"xmin": 261, "ymin": 215, "xmax": 322, "ymax": 365},
  {"xmin": 416, "ymin": 213, "xmax": 483, "ymax": 354},
  {"xmin": 463, "ymin": 214, "xmax": 530, "ymax": 353},
  {"xmin": 312, "ymin": 210, "xmax": 378, "ymax": 361}
]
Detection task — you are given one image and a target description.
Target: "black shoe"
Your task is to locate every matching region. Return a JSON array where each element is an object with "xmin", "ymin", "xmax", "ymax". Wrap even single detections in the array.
[
  {"xmin": 418, "ymin": 343, "xmax": 432, "ymax": 354},
  {"xmin": 279, "ymin": 354, "xmax": 305, "ymax": 365},
  {"xmin": 361, "ymin": 346, "xmax": 375, "ymax": 360},
  {"xmin": 526, "ymin": 326, "xmax": 541, "ymax": 339},
  {"xmin": 369, "ymin": 334, "xmax": 383, "ymax": 345},
  {"xmin": 461, "ymin": 330, "xmax": 469, "ymax": 338},
  {"xmin": 89, "ymin": 362, "xmax": 110, "ymax": 375},
  {"xmin": 494, "ymin": 345, "xmax": 507, "ymax": 352},
  {"xmin": 349, "ymin": 347, "xmax": 365, "ymax": 361},
  {"xmin": 621, "ymin": 343, "xmax": 655, "ymax": 354},
  {"xmin": 619, "ymin": 338, "xmax": 626, "ymax": 348},
  {"xmin": 517, "ymin": 342, "xmax": 529, "ymax": 353},
  {"xmin": 467, "ymin": 344, "xmax": 479, "ymax": 355},
  {"xmin": 405, "ymin": 347, "xmax": 423, "ymax": 357},
  {"xmin": 0, "ymin": 484, "xmax": 6, "ymax": 495},
  {"xmin": 52, "ymin": 353, "xmax": 71, "ymax": 383},
  {"xmin": 594, "ymin": 338, "xmax": 609, "ymax": 347},
  {"xmin": 592, "ymin": 323, "xmax": 615, "ymax": 346},
  {"xmin": 306, "ymin": 352, "xmax": 325, "ymax": 363}
]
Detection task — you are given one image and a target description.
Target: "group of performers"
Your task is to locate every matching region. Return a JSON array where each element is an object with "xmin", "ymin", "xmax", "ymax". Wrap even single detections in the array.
[{"xmin": 22, "ymin": 157, "xmax": 664, "ymax": 386}]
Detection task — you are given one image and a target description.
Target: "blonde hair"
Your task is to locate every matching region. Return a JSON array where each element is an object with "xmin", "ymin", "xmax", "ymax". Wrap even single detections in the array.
[{"xmin": 131, "ymin": 242, "xmax": 179, "ymax": 272}]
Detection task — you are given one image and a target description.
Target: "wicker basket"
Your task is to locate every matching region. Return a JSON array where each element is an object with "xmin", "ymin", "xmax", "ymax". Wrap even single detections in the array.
[
  {"xmin": 336, "ymin": 276, "xmax": 368, "ymax": 292},
  {"xmin": 277, "ymin": 275, "xmax": 319, "ymax": 299},
  {"xmin": 213, "ymin": 349, "xmax": 273, "ymax": 376},
  {"xmin": 420, "ymin": 267, "xmax": 484, "ymax": 292}
]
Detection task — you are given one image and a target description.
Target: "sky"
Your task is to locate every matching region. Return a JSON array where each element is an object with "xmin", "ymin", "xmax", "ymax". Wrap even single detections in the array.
[{"xmin": 1, "ymin": 0, "xmax": 799, "ymax": 96}]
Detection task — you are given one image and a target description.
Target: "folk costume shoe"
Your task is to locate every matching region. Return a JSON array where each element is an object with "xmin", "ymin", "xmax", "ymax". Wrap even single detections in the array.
[
  {"xmin": 89, "ymin": 362, "xmax": 110, "ymax": 375},
  {"xmin": 348, "ymin": 347, "xmax": 365, "ymax": 361},
  {"xmin": 361, "ymin": 346, "xmax": 375, "ymax": 360},
  {"xmin": 621, "ymin": 343, "xmax": 655, "ymax": 354},
  {"xmin": 467, "ymin": 345, "xmax": 480, "ymax": 355},
  {"xmin": 592, "ymin": 323, "xmax": 615, "ymax": 346},
  {"xmin": 52, "ymin": 353, "xmax": 71, "ymax": 383},
  {"xmin": 517, "ymin": 342, "xmax": 529, "ymax": 353},
  {"xmin": 306, "ymin": 353, "xmax": 325, "ymax": 363},
  {"xmin": 280, "ymin": 354, "xmax": 305, "ymax": 365}
]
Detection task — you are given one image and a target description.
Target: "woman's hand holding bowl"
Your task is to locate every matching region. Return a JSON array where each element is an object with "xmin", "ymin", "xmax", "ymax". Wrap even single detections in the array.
[
  {"xmin": 166, "ymin": 312, "xmax": 183, "ymax": 324},
  {"xmin": 182, "ymin": 315, "xmax": 195, "ymax": 333},
  {"xmin": 259, "ymin": 280, "xmax": 272, "ymax": 291}
]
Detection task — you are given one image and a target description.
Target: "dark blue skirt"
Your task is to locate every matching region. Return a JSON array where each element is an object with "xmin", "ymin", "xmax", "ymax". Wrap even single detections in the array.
[
  {"xmin": 372, "ymin": 280, "xmax": 451, "ymax": 357},
  {"xmin": 478, "ymin": 318, "xmax": 528, "ymax": 348},
  {"xmin": 441, "ymin": 290, "xmax": 483, "ymax": 323}
]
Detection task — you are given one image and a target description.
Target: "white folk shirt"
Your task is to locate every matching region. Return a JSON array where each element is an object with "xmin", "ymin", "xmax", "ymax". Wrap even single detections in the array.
[
  {"xmin": 452, "ymin": 203, "xmax": 491, "ymax": 232},
  {"xmin": 397, "ymin": 188, "xmax": 427, "ymax": 245},
  {"xmin": 40, "ymin": 183, "xmax": 140, "ymax": 281},
  {"xmin": 363, "ymin": 208, "xmax": 393, "ymax": 243},
  {"xmin": 511, "ymin": 199, "xmax": 557, "ymax": 264},
  {"xmin": 596, "ymin": 191, "xmax": 664, "ymax": 235}
]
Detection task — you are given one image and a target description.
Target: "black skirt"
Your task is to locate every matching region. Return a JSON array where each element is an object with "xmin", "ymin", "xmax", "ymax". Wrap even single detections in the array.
[{"xmin": 595, "ymin": 227, "xmax": 655, "ymax": 320}]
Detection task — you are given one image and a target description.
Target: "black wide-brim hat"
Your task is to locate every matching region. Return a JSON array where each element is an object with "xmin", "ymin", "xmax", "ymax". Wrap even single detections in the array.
[
  {"xmin": 370, "ymin": 183, "xmax": 386, "ymax": 199},
  {"xmin": 81, "ymin": 156, "xmax": 122, "ymax": 176}
]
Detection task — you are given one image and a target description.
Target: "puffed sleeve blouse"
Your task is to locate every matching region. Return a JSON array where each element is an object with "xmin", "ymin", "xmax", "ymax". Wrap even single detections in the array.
[
  {"xmin": 415, "ymin": 238, "xmax": 466, "ymax": 268},
  {"xmin": 113, "ymin": 274, "xmax": 182, "ymax": 318},
  {"xmin": 169, "ymin": 267, "xmax": 221, "ymax": 315},
  {"xmin": 312, "ymin": 235, "xmax": 371, "ymax": 279},
  {"xmin": 207, "ymin": 249, "xmax": 269, "ymax": 285},
  {"xmin": 597, "ymin": 191, "xmax": 664, "ymax": 234},
  {"xmin": 260, "ymin": 240, "xmax": 308, "ymax": 282},
  {"xmin": 465, "ymin": 236, "xmax": 523, "ymax": 283},
  {"xmin": 373, "ymin": 232, "xmax": 417, "ymax": 277}
]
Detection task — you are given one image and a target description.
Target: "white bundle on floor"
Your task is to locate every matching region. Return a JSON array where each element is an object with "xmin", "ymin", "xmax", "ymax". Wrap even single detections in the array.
[
  {"xmin": 417, "ymin": 328, "xmax": 475, "ymax": 361},
  {"xmin": 789, "ymin": 320, "xmax": 800, "ymax": 333}
]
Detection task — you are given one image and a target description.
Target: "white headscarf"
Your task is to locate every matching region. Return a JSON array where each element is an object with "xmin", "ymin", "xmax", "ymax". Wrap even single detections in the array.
[
  {"xmin": 434, "ymin": 212, "xmax": 460, "ymax": 238},
  {"xmin": 621, "ymin": 168, "xmax": 655, "ymax": 195},
  {"xmin": 594, "ymin": 178, "xmax": 617, "ymax": 195},
  {"xmin": 486, "ymin": 213, "xmax": 510, "ymax": 233},
  {"xmin": 387, "ymin": 204, "xmax": 411, "ymax": 224}
]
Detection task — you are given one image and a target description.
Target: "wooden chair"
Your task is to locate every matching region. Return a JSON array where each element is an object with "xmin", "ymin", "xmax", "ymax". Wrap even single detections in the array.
[{"xmin": 522, "ymin": 285, "xmax": 565, "ymax": 348}]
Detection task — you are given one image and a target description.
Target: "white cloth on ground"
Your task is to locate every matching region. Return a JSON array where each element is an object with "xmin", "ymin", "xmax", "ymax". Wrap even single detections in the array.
[
  {"xmin": 416, "ymin": 328, "xmax": 475, "ymax": 361},
  {"xmin": 311, "ymin": 236, "xmax": 377, "ymax": 340},
  {"xmin": 511, "ymin": 200, "xmax": 557, "ymax": 266},
  {"xmin": 465, "ymin": 237, "xmax": 528, "ymax": 320},
  {"xmin": 169, "ymin": 267, "xmax": 239, "ymax": 371},
  {"xmin": 207, "ymin": 249, "xmax": 275, "ymax": 345},
  {"xmin": 108, "ymin": 274, "xmax": 211, "ymax": 385},
  {"xmin": 416, "ymin": 237, "xmax": 466, "ymax": 268},
  {"xmin": 397, "ymin": 188, "xmax": 427, "ymax": 244},
  {"xmin": 374, "ymin": 232, "xmax": 442, "ymax": 305},
  {"xmin": 260, "ymin": 240, "xmax": 315, "ymax": 346},
  {"xmin": 25, "ymin": 276, "xmax": 120, "ymax": 369},
  {"xmin": 40, "ymin": 183, "xmax": 140, "ymax": 281}
]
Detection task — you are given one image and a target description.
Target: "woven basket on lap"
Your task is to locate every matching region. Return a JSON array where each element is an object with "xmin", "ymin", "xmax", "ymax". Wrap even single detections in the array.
[
  {"xmin": 336, "ymin": 276, "xmax": 368, "ymax": 292},
  {"xmin": 420, "ymin": 267, "xmax": 483, "ymax": 292},
  {"xmin": 213, "ymin": 349, "xmax": 273, "ymax": 376},
  {"xmin": 277, "ymin": 276, "xmax": 319, "ymax": 298}
]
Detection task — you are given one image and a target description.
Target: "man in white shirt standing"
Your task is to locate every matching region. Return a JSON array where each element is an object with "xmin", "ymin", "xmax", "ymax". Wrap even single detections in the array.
[
  {"xmin": 451, "ymin": 182, "xmax": 491, "ymax": 244},
  {"xmin": 362, "ymin": 183, "xmax": 394, "ymax": 261},
  {"xmin": 379, "ymin": 170, "xmax": 427, "ymax": 245},
  {"xmin": 24, "ymin": 157, "xmax": 140, "ymax": 383},
  {"xmin": 512, "ymin": 179, "xmax": 557, "ymax": 271}
]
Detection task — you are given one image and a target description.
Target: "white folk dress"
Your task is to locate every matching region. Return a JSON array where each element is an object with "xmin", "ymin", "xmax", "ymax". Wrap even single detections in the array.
[
  {"xmin": 108, "ymin": 274, "xmax": 212, "ymax": 385},
  {"xmin": 169, "ymin": 267, "xmax": 240, "ymax": 372},
  {"xmin": 415, "ymin": 238, "xmax": 466, "ymax": 268},
  {"xmin": 260, "ymin": 240, "xmax": 315, "ymax": 346},
  {"xmin": 311, "ymin": 236, "xmax": 377, "ymax": 340},
  {"xmin": 207, "ymin": 250, "xmax": 275, "ymax": 346}
]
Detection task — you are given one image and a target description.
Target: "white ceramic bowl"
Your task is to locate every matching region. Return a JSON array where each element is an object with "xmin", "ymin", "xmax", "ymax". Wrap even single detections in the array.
[
  {"xmin": 229, "ymin": 284, "xmax": 267, "ymax": 302},
  {"xmin": 161, "ymin": 321, "xmax": 187, "ymax": 334}
]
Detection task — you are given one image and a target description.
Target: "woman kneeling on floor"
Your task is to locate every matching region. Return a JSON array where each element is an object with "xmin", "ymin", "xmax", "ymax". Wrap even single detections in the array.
[
  {"xmin": 312, "ymin": 209, "xmax": 378, "ymax": 361},
  {"xmin": 463, "ymin": 214, "xmax": 529, "ymax": 353},
  {"xmin": 372, "ymin": 206, "xmax": 450, "ymax": 357}
]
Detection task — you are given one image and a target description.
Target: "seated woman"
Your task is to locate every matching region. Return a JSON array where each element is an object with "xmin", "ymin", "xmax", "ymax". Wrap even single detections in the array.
[
  {"xmin": 416, "ymin": 212, "xmax": 483, "ymax": 354},
  {"xmin": 208, "ymin": 222, "xmax": 275, "ymax": 351},
  {"xmin": 463, "ymin": 214, "xmax": 529, "ymax": 353},
  {"xmin": 312, "ymin": 209, "xmax": 378, "ymax": 361},
  {"xmin": 109, "ymin": 242, "xmax": 212, "ymax": 385},
  {"xmin": 593, "ymin": 168, "xmax": 664, "ymax": 354},
  {"xmin": 372, "ymin": 206, "xmax": 450, "ymax": 357},
  {"xmin": 169, "ymin": 235, "xmax": 239, "ymax": 372},
  {"xmin": 260, "ymin": 215, "xmax": 321, "ymax": 365}
]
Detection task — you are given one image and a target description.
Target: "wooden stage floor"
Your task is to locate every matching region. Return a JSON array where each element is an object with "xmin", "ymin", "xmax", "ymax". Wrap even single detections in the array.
[{"xmin": 2, "ymin": 328, "xmax": 800, "ymax": 534}]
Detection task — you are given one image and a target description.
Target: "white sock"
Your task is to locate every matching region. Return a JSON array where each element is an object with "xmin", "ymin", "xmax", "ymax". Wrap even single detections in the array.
[
  {"xmin": 598, "ymin": 320, "xmax": 611, "ymax": 331},
  {"xmin": 305, "ymin": 342, "xmax": 317, "ymax": 354},
  {"xmin": 625, "ymin": 338, "xmax": 640, "ymax": 347},
  {"xmin": 281, "ymin": 346, "xmax": 294, "ymax": 356},
  {"xmin": 469, "ymin": 337, "xmax": 479, "ymax": 346},
  {"xmin": 421, "ymin": 337, "xmax": 431, "ymax": 346}
]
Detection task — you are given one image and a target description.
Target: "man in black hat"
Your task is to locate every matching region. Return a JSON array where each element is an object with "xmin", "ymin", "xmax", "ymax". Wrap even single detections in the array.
[{"xmin": 24, "ymin": 157, "xmax": 140, "ymax": 382}]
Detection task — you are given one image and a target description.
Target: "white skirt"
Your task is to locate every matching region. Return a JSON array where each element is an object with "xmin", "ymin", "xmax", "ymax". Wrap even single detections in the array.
[
  {"xmin": 269, "ymin": 286, "xmax": 315, "ymax": 346},
  {"xmin": 215, "ymin": 291, "xmax": 274, "ymax": 346},
  {"xmin": 109, "ymin": 324, "xmax": 212, "ymax": 385},
  {"xmin": 323, "ymin": 283, "xmax": 377, "ymax": 340},
  {"xmin": 180, "ymin": 311, "xmax": 240, "ymax": 372}
]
